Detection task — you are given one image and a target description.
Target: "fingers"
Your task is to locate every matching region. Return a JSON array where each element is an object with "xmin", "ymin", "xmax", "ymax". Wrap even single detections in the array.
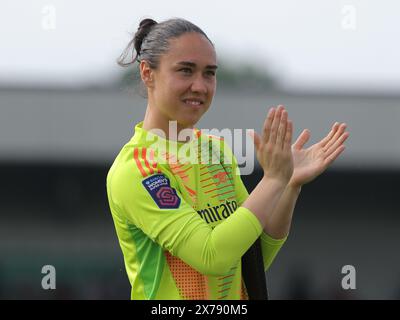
[
  {"xmin": 277, "ymin": 108, "xmax": 288, "ymax": 149},
  {"xmin": 269, "ymin": 105, "xmax": 284, "ymax": 145},
  {"xmin": 324, "ymin": 145, "xmax": 346, "ymax": 166},
  {"xmin": 262, "ymin": 105, "xmax": 292, "ymax": 150},
  {"xmin": 320, "ymin": 122, "xmax": 340, "ymax": 147},
  {"xmin": 261, "ymin": 105, "xmax": 292, "ymax": 150},
  {"xmin": 284, "ymin": 120, "xmax": 293, "ymax": 151},
  {"xmin": 325, "ymin": 130, "xmax": 350, "ymax": 159},
  {"xmin": 319, "ymin": 122, "xmax": 340, "ymax": 148},
  {"xmin": 293, "ymin": 129, "xmax": 310, "ymax": 151},
  {"xmin": 323, "ymin": 123, "xmax": 348, "ymax": 152},
  {"xmin": 262, "ymin": 107, "xmax": 275, "ymax": 144}
]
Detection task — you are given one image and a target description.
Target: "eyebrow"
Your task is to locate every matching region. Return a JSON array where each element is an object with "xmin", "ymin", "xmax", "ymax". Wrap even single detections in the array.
[{"xmin": 176, "ymin": 61, "xmax": 218, "ymax": 70}]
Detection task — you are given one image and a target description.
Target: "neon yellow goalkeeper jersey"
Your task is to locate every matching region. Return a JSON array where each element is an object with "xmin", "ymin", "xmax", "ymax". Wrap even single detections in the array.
[{"xmin": 106, "ymin": 121, "xmax": 286, "ymax": 300}]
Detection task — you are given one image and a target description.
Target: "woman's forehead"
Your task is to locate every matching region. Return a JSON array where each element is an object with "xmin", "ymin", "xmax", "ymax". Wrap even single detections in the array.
[{"xmin": 163, "ymin": 33, "xmax": 217, "ymax": 65}]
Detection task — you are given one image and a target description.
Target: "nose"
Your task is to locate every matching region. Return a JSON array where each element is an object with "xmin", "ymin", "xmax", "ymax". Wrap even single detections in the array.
[{"xmin": 190, "ymin": 74, "xmax": 208, "ymax": 94}]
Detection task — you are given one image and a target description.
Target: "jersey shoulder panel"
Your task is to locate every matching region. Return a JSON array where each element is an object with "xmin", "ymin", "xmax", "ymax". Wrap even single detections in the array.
[{"xmin": 106, "ymin": 144, "xmax": 177, "ymax": 214}]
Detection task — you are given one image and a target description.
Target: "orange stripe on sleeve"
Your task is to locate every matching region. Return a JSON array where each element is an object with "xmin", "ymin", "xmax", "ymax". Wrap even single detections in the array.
[
  {"xmin": 149, "ymin": 148, "xmax": 161, "ymax": 174},
  {"xmin": 142, "ymin": 147, "xmax": 155, "ymax": 175},
  {"xmin": 133, "ymin": 148, "xmax": 148, "ymax": 178}
]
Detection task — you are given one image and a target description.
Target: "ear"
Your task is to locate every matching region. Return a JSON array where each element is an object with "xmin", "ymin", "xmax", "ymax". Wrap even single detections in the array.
[{"xmin": 139, "ymin": 60, "xmax": 155, "ymax": 88}]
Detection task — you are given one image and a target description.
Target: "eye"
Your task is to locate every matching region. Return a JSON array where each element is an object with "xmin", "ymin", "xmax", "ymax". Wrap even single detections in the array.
[
  {"xmin": 205, "ymin": 70, "xmax": 216, "ymax": 77},
  {"xmin": 179, "ymin": 68, "xmax": 192, "ymax": 74}
]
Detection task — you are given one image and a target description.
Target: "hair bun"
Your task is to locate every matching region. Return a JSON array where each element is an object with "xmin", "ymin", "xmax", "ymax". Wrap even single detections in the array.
[
  {"xmin": 139, "ymin": 18, "xmax": 157, "ymax": 30},
  {"xmin": 134, "ymin": 18, "xmax": 157, "ymax": 58}
]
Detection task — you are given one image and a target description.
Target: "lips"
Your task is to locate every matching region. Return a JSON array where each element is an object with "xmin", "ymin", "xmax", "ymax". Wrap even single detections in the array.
[{"xmin": 182, "ymin": 98, "xmax": 204, "ymax": 106}]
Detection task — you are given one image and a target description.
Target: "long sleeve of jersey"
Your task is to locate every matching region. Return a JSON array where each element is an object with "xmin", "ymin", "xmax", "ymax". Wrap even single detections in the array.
[{"xmin": 107, "ymin": 154, "xmax": 263, "ymax": 277}]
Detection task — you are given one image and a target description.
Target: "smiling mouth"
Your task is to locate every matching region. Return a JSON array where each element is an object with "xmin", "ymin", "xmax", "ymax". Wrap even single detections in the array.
[{"xmin": 183, "ymin": 99, "xmax": 204, "ymax": 107}]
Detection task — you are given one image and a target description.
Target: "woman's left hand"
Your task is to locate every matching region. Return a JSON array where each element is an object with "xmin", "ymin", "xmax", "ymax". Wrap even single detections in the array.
[{"xmin": 288, "ymin": 122, "xmax": 350, "ymax": 188}]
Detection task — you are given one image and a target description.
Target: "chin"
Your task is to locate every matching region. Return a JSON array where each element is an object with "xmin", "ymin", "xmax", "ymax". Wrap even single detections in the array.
[
  {"xmin": 177, "ymin": 113, "xmax": 204, "ymax": 127},
  {"xmin": 178, "ymin": 119, "xmax": 198, "ymax": 128}
]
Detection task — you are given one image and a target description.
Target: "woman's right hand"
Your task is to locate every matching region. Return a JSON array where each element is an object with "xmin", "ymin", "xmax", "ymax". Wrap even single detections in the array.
[{"xmin": 249, "ymin": 105, "xmax": 294, "ymax": 184}]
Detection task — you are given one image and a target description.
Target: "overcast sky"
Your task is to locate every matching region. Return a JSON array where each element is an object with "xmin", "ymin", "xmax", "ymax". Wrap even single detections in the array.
[{"xmin": 1, "ymin": 0, "xmax": 399, "ymax": 92}]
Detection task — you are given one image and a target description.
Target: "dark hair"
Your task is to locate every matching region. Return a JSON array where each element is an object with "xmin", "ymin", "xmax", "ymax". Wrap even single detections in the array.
[{"xmin": 117, "ymin": 18, "xmax": 214, "ymax": 69}]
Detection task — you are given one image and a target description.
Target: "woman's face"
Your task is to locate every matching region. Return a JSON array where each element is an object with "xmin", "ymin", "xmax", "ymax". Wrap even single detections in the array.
[{"xmin": 145, "ymin": 32, "xmax": 217, "ymax": 129}]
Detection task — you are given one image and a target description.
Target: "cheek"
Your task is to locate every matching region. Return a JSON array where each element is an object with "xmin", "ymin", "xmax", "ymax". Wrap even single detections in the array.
[
  {"xmin": 174, "ymin": 76, "xmax": 192, "ymax": 89},
  {"xmin": 207, "ymin": 80, "xmax": 216, "ymax": 97},
  {"xmin": 155, "ymin": 84, "xmax": 174, "ymax": 105},
  {"xmin": 210, "ymin": 80, "xmax": 217, "ymax": 92},
  {"xmin": 163, "ymin": 76, "xmax": 186, "ymax": 95}
]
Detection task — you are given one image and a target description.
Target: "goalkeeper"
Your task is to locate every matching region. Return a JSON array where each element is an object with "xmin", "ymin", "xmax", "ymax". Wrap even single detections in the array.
[{"xmin": 106, "ymin": 17, "xmax": 349, "ymax": 300}]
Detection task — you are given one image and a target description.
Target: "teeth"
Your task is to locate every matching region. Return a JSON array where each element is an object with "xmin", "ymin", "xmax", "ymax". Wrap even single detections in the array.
[{"xmin": 185, "ymin": 100, "xmax": 201, "ymax": 105}]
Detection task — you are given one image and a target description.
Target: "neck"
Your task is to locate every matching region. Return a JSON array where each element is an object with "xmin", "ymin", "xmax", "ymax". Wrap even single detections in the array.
[{"xmin": 142, "ymin": 105, "xmax": 194, "ymax": 143}]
